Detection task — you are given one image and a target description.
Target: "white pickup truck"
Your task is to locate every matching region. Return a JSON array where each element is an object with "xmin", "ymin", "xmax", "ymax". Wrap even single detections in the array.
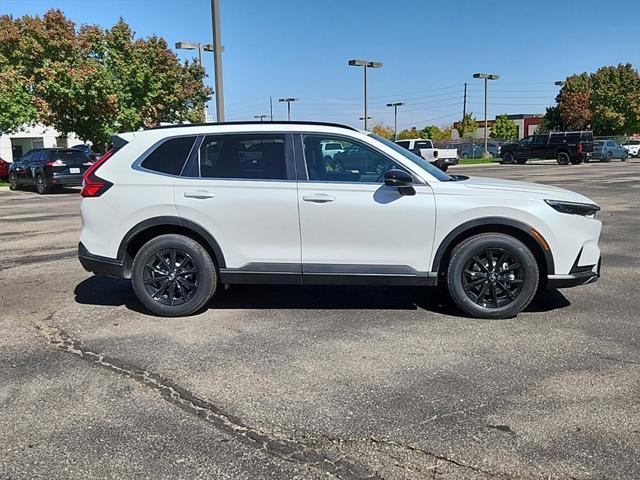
[{"xmin": 395, "ymin": 138, "xmax": 458, "ymax": 171}]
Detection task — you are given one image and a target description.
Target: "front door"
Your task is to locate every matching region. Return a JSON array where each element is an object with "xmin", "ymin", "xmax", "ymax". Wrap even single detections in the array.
[
  {"xmin": 297, "ymin": 134, "xmax": 437, "ymax": 283},
  {"xmin": 173, "ymin": 132, "xmax": 301, "ymax": 277}
]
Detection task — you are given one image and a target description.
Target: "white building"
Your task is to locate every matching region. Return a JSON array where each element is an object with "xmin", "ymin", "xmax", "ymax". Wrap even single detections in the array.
[{"xmin": 0, "ymin": 124, "xmax": 82, "ymax": 162}]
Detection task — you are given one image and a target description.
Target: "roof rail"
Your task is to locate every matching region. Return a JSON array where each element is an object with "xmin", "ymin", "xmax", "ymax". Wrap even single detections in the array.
[{"xmin": 146, "ymin": 120, "xmax": 358, "ymax": 131}]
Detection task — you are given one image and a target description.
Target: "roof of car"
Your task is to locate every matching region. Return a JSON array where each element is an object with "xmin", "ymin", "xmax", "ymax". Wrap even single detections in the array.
[{"xmin": 146, "ymin": 120, "xmax": 357, "ymax": 131}]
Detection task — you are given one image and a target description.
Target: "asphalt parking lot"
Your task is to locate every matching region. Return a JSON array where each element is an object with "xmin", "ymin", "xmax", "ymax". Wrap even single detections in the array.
[{"xmin": 1, "ymin": 161, "xmax": 639, "ymax": 480}]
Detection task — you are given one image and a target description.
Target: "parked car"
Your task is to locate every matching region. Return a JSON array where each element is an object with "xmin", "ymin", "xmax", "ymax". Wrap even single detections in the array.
[
  {"xmin": 622, "ymin": 140, "xmax": 640, "ymax": 157},
  {"xmin": 500, "ymin": 131, "xmax": 594, "ymax": 165},
  {"xmin": 78, "ymin": 121, "xmax": 601, "ymax": 320},
  {"xmin": 321, "ymin": 141, "xmax": 344, "ymax": 160},
  {"xmin": 0, "ymin": 158, "xmax": 9, "ymax": 180},
  {"xmin": 71, "ymin": 144, "xmax": 98, "ymax": 162},
  {"xmin": 591, "ymin": 140, "xmax": 628, "ymax": 162},
  {"xmin": 395, "ymin": 138, "xmax": 458, "ymax": 171},
  {"xmin": 446, "ymin": 141, "xmax": 499, "ymax": 159},
  {"xmin": 9, "ymin": 148, "xmax": 93, "ymax": 193}
]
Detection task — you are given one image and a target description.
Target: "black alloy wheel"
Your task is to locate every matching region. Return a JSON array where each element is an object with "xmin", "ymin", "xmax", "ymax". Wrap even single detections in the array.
[
  {"xmin": 461, "ymin": 248, "xmax": 524, "ymax": 309},
  {"xmin": 36, "ymin": 175, "xmax": 49, "ymax": 194},
  {"xmin": 557, "ymin": 151, "xmax": 570, "ymax": 165},
  {"xmin": 143, "ymin": 249, "xmax": 199, "ymax": 306},
  {"xmin": 502, "ymin": 152, "xmax": 515, "ymax": 164}
]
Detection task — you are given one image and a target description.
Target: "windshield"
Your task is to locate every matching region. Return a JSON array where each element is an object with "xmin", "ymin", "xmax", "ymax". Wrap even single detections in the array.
[{"xmin": 368, "ymin": 133, "xmax": 452, "ymax": 181}]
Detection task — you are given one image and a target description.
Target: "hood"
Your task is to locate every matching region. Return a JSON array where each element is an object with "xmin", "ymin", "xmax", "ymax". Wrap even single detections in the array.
[{"xmin": 461, "ymin": 176, "xmax": 595, "ymax": 204}]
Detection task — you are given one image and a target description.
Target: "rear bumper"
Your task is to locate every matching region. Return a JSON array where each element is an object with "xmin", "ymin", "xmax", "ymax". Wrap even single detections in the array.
[
  {"xmin": 50, "ymin": 173, "xmax": 84, "ymax": 187},
  {"xmin": 547, "ymin": 258, "xmax": 601, "ymax": 289},
  {"xmin": 78, "ymin": 242, "xmax": 125, "ymax": 278},
  {"xmin": 434, "ymin": 158, "xmax": 459, "ymax": 167}
]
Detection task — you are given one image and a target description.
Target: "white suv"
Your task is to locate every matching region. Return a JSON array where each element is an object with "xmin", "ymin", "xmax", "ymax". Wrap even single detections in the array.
[{"xmin": 78, "ymin": 121, "xmax": 602, "ymax": 319}]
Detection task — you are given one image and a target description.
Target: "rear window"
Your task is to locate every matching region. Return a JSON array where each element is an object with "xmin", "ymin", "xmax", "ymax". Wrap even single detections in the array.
[
  {"xmin": 141, "ymin": 136, "xmax": 197, "ymax": 175},
  {"xmin": 414, "ymin": 141, "xmax": 433, "ymax": 149},
  {"xmin": 324, "ymin": 143, "xmax": 342, "ymax": 151},
  {"xmin": 50, "ymin": 150, "xmax": 87, "ymax": 161},
  {"xmin": 629, "ymin": 140, "xmax": 640, "ymax": 145}
]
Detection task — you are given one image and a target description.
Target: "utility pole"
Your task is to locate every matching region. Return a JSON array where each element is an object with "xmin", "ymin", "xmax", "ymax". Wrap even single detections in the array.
[
  {"xmin": 461, "ymin": 82, "xmax": 467, "ymax": 137},
  {"xmin": 210, "ymin": 0, "xmax": 225, "ymax": 121},
  {"xmin": 269, "ymin": 96, "xmax": 273, "ymax": 121},
  {"xmin": 386, "ymin": 102, "xmax": 405, "ymax": 141},
  {"xmin": 473, "ymin": 73, "xmax": 499, "ymax": 158}
]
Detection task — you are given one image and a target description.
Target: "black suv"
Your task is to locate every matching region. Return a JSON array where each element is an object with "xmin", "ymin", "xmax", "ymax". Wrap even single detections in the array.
[
  {"xmin": 500, "ymin": 131, "xmax": 594, "ymax": 165},
  {"xmin": 9, "ymin": 148, "xmax": 92, "ymax": 193}
]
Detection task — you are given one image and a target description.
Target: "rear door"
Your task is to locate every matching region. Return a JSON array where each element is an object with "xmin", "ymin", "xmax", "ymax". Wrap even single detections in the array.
[
  {"xmin": 48, "ymin": 149, "xmax": 90, "ymax": 176},
  {"xmin": 172, "ymin": 132, "xmax": 301, "ymax": 275}
]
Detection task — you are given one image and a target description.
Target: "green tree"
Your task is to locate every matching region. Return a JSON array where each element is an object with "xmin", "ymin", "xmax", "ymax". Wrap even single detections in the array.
[
  {"xmin": 0, "ymin": 10, "xmax": 211, "ymax": 149},
  {"xmin": 538, "ymin": 105, "xmax": 562, "ymax": 133},
  {"xmin": 590, "ymin": 64, "xmax": 640, "ymax": 135},
  {"xmin": 370, "ymin": 123, "xmax": 394, "ymax": 140},
  {"xmin": 490, "ymin": 115, "xmax": 518, "ymax": 139},
  {"xmin": 397, "ymin": 127, "xmax": 420, "ymax": 140},
  {"xmin": 456, "ymin": 114, "xmax": 477, "ymax": 138},
  {"xmin": 420, "ymin": 125, "xmax": 442, "ymax": 140}
]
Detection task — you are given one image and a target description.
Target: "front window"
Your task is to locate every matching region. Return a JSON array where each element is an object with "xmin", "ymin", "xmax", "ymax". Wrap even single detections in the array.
[{"xmin": 368, "ymin": 134, "xmax": 451, "ymax": 181}]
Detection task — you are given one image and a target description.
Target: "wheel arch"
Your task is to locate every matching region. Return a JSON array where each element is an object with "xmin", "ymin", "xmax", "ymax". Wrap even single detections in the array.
[
  {"xmin": 432, "ymin": 217, "xmax": 554, "ymax": 285},
  {"xmin": 117, "ymin": 216, "xmax": 226, "ymax": 277}
]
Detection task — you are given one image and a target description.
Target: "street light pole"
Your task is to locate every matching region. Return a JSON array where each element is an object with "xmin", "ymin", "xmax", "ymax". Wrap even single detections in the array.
[
  {"xmin": 348, "ymin": 59, "xmax": 383, "ymax": 130},
  {"xmin": 386, "ymin": 102, "xmax": 404, "ymax": 140},
  {"xmin": 175, "ymin": 41, "xmax": 215, "ymax": 121},
  {"xmin": 278, "ymin": 98, "xmax": 299, "ymax": 121},
  {"xmin": 473, "ymin": 72, "xmax": 499, "ymax": 158},
  {"xmin": 210, "ymin": 0, "xmax": 225, "ymax": 121},
  {"xmin": 254, "ymin": 114, "xmax": 268, "ymax": 122}
]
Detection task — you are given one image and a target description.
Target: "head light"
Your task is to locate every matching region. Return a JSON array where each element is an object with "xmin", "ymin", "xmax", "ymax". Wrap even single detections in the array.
[{"xmin": 544, "ymin": 199, "xmax": 600, "ymax": 217}]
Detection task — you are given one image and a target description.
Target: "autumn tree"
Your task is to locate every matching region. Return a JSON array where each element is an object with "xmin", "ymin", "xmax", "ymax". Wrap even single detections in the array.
[
  {"xmin": 556, "ymin": 73, "xmax": 592, "ymax": 131},
  {"xmin": 397, "ymin": 127, "xmax": 420, "ymax": 140},
  {"xmin": 0, "ymin": 10, "xmax": 211, "ymax": 149},
  {"xmin": 490, "ymin": 115, "xmax": 517, "ymax": 139},
  {"xmin": 456, "ymin": 114, "xmax": 477, "ymax": 138},
  {"xmin": 370, "ymin": 123, "xmax": 395, "ymax": 140}
]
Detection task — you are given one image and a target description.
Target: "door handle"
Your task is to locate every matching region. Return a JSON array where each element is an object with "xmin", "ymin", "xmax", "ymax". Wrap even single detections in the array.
[
  {"xmin": 183, "ymin": 191, "xmax": 215, "ymax": 199},
  {"xmin": 303, "ymin": 194, "xmax": 335, "ymax": 203}
]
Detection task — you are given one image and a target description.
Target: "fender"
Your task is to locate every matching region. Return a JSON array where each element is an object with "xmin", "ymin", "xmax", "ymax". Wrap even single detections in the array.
[
  {"xmin": 117, "ymin": 216, "xmax": 226, "ymax": 268},
  {"xmin": 431, "ymin": 217, "xmax": 555, "ymax": 275}
]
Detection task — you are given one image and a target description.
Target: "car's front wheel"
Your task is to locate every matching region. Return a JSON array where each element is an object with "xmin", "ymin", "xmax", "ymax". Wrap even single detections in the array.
[
  {"xmin": 446, "ymin": 233, "xmax": 539, "ymax": 319},
  {"xmin": 502, "ymin": 152, "xmax": 515, "ymax": 164},
  {"xmin": 131, "ymin": 234, "xmax": 218, "ymax": 317},
  {"xmin": 36, "ymin": 174, "xmax": 50, "ymax": 194},
  {"xmin": 9, "ymin": 172, "xmax": 18, "ymax": 190}
]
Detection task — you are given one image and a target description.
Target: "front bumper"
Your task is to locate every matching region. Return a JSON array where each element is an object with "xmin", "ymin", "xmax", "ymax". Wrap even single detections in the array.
[
  {"xmin": 547, "ymin": 257, "xmax": 601, "ymax": 289},
  {"xmin": 78, "ymin": 242, "xmax": 125, "ymax": 278}
]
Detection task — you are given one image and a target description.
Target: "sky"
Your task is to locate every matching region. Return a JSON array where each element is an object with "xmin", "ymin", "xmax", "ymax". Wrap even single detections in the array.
[{"xmin": 2, "ymin": 0, "xmax": 640, "ymax": 130}]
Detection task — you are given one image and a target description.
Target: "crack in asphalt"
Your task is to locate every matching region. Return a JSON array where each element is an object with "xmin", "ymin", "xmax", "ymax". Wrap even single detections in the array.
[
  {"xmin": 34, "ymin": 323, "xmax": 381, "ymax": 480},
  {"xmin": 0, "ymin": 250, "xmax": 77, "ymax": 271}
]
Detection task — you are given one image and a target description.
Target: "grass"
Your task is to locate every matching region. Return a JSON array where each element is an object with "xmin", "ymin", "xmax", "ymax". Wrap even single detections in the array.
[
  {"xmin": 0, "ymin": 181, "xmax": 9, "ymax": 188},
  {"xmin": 458, "ymin": 157, "xmax": 500, "ymax": 165}
]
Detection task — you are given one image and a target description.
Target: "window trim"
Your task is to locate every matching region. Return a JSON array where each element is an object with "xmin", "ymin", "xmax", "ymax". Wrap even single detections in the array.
[{"xmin": 296, "ymin": 133, "xmax": 424, "ymax": 185}]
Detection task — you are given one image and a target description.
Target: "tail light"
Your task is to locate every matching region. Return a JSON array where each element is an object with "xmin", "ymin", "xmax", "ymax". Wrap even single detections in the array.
[
  {"xmin": 81, "ymin": 149, "xmax": 115, "ymax": 198},
  {"xmin": 577, "ymin": 143, "xmax": 583, "ymax": 153},
  {"xmin": 46, "ymin": 160, "xmax": 65, "ymax": 166},
  {"xmin": 433, "ymin": 150, "xmax": 439, "ymax": 158}
]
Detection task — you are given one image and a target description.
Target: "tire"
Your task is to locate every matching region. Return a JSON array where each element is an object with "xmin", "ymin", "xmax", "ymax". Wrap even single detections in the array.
[
  {"xmin": 446, "ymin": 233, "xmax": 539, "ymax": 319},
  {"xmin": 9, "ymin": 172, "xmax": 18, "ymax": 191},
  {"xmin": 131, "ymin": 234, "xmax": 218, "ymax": 317},
  {"xmin": 440, "ymin": 165, "xmax": 449, "ymax": 172},
  {"xmin": 333, "ymin": 159, "xmax": 344, "ymax": 173},
  {"xmin": 515, "ymin": 158, "xmax": 527, "ymax": 165},
  {"xmin": 556, "ymin": 151, "xmax": 570, "ymax": 165},
  {"xmin": 622, "ymin": 152, "xmax": 628, "ymax": 162},
  {"xmin": 603, "ymin": 152, "xmax": 612, "ymax": 163},
  {"xmin": 35, "ymin": 174, "xmax": 50, "ymax": 194},
  {"xmin": 502, "ymin": 152, "xmax": 515, "ymax": 164},
  {"xmin": 570, "ymin": 157, "xmax": 583, "ymax": 165}
]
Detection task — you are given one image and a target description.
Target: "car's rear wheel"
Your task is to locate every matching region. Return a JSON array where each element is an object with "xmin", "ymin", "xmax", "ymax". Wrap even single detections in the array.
[
  {"xmin": 570, "ymin": 156, "xmax": 583, "ymax": 165},
  {"xmin": 502, "ymin": 152, "xmax": 515, "ymax": 164},
  {"xmin": 440, "ymin": 165, "xmax": 449, "ymax": 172},
  {"xmin": 446, "ymin": 233, "xmax": 539, "ymax": 319},
  {"xmin": 516, "ymin": 158, "xmax": 527, "ymax": 165},
  {"xmin": 333, "ymin": 159, "xmax": 344, "ymax": 173},
  {"xmin": 603, "ymin": 152, "xmax": 612, "ymax": 163},
  {"xmin": 9, "ymin": 172, "xmax": 18, "ymax": 190},
  {"xmin": 36, "ymin": 174, "xmax": 50, "ymax": 194},
  {"xmin": 131, "ymin": 234, "xmax": 217, "ymax": 317},
  {"xmin": 556, "ymin": 151, "xmax": 570, "ymax": 165}
]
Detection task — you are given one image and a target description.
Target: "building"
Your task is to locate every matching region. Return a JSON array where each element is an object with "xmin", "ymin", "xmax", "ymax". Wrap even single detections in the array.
[
  {"xmin": 0, "ymin": 124, "xmax": 82, "ymax": 162},
  {"xmin": 452, "ymin": 114, "xmax": 543, "ymax": 140}
]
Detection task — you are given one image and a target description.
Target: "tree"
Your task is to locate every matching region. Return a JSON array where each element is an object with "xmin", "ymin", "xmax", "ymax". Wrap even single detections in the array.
[
  {"xmin": 556, "ymin": 73, "xmax": 592, "ymax": 131},
  {"xmin": 420, "ymin": 125, "xmax": 442, "ymax": 140},
  {"xmin": 538, "ymin": 105, "xmax": 562, "ymax": 133},
  {"xmin": 398, "ymin": 127, "xmax": 420, "ymax": 140},
  {"xmin": 0, "ymin": 10, "xmax": 211, "ymax": 149},
  {"xmin": 490, "ymin": 115, "xmax": 517, "ymax": 140},
  {"xmin": 370, "ymin": 123, "xmax": 394, "ymax": 140},
  {"xmin": 590, "ymin": 64, "xmax": 640, "ymax": 135},
  {"xmin": 456, "ymin": 114, "xmax": 477, "ymax": 138}
]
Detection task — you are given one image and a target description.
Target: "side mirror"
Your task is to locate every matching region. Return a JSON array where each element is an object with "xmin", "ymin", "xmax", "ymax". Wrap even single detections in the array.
[{"xmin": 384, "ymin": 169, "xmax": 415, "ymax": 196}]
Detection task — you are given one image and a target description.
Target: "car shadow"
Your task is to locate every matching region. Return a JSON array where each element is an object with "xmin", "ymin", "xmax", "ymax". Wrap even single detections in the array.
[{"xmin": 74, "ymin": 276, "xmax": 571, "ymax": 317}]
